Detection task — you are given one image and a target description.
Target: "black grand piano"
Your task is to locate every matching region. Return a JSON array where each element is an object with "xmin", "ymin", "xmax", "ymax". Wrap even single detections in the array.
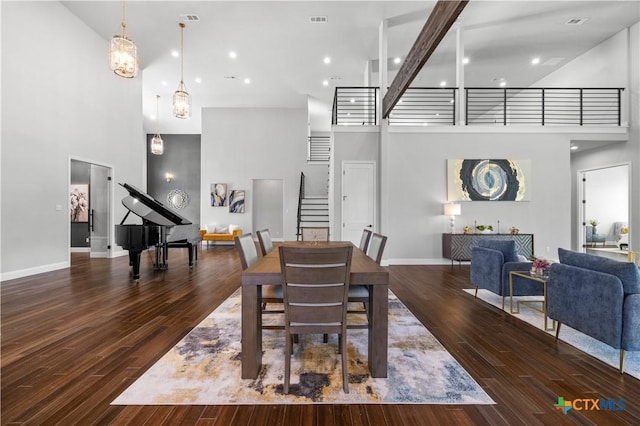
[{"xmin": 115, "ymin": 183, "xmax": 200, "ymax": 280}]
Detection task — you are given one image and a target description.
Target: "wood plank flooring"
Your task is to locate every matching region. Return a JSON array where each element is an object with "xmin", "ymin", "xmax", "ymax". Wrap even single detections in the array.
[{"xmin": 2, "ymin": 246, "xmax": 640, "ymax": 425}]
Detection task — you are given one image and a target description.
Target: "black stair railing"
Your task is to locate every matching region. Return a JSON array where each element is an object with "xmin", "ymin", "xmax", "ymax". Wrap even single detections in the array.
[{"xmin": 296, "ymin": 172, "xmax": 305, "ymax": 240}]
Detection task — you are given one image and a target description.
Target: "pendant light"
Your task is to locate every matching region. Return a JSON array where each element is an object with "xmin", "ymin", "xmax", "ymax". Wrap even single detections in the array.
[
  {"xmin": 108, "ymin": 0, "xmax": 138, "ymax": 78},
  {"xmin": 151, "ymin": 95, "xmax": 164, "ymax": 155},
  {"xmin": 173, "ymin": 22, "xmax": 191, "ymax": 119}
]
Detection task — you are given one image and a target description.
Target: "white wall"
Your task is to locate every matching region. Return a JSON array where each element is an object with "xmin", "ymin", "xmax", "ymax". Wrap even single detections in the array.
[
  {"xmin": 200, "ymin": 107, "xmax": 311, "ymax": 240},
  {"xmin": 1, "ymin": 2, "xmax": 144, "ymax": 280},
  {"xmin": 382, "ymin": 131, "xmax": 571, "ymax": 263}
]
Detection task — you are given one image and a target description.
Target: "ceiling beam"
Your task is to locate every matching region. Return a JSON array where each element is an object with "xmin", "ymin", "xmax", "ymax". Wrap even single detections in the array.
[{"xmin": 382, "ymin": 0, "xmax": 469, "ymax": 118}]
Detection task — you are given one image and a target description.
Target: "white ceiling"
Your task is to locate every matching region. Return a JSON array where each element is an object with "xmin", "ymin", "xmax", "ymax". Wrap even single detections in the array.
[{"xmin": 62, "ymin": 1, "xmax": 639, "ymax": 134}]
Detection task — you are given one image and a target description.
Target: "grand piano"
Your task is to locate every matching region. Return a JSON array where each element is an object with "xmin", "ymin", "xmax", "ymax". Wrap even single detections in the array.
[{"xmin": 115, "ymin": 183, "xmax": 200, "ymax": 280}]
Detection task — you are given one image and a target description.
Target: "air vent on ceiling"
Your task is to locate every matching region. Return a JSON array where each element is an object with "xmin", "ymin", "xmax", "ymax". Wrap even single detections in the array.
[
  {"xmin": 565, "ymin": 17, "xmax": 589, "ymax": 25},
  {"xmin": 309, "ymin": 16, "xmax": 328, "ymax": 24},
  {"xmin": 181, "ymin": 14, "xmax": 200, "ymax": 22}
]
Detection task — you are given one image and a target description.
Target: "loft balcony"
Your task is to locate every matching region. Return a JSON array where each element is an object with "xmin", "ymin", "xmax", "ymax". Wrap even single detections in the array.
[{"xmin": 331, "ymin": 87, "xmax": 626, "ymax": 128}]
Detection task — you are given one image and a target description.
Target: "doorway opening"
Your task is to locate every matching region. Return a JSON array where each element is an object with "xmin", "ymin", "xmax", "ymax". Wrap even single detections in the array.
[
  {"xmin": 69, "ymin": 158, "xmax": 113, "ymax": 261},
  {"xmin": 578, "ymin": 163, "xmax": 630, "ymax": 260}
]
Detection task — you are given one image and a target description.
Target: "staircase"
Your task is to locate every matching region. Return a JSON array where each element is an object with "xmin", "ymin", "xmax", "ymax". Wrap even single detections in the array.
[{"xmin": 296, "ymin": 172, "xmax": 330, "ymax": 240}]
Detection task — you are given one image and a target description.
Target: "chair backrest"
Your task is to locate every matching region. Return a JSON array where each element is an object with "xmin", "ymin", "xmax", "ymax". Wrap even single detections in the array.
[
  {"xmin": 256, "ymin": 229, "xmax": 273, "ymax": 256},
  {"xmin": 301, "ymin": 226, "xmax": 329, "ymax": 242},
  {"xmin": 359, "ymin": 228, "xmax": 372, "ymax": 252},
  {"xmin": 367, "ymin": 233, "xmax": 387, "ymax": 265},
  {"xmin": 234, "ymin": 233, "xmax": 258, "ymax": 270},
  {"xmin": 279, "ymin": 244, "xmax": 353, "ymax": 328}
]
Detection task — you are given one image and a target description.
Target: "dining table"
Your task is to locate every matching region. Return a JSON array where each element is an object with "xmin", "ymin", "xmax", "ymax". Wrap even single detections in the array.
[{"xmin": 240, "ymin": 241, "xmax": 389, "ymax": 379}]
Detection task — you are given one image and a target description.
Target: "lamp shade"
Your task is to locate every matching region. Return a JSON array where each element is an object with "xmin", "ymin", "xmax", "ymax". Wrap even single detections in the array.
[{"xmin": 444, "ymin": 203, "xmax": 461, "ymax": 216}]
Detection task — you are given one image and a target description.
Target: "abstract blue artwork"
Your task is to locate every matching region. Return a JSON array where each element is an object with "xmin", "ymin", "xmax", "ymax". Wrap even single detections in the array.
[{"xmin": 447, "ymin": 159, "xmax": 531, "ymax": 201}]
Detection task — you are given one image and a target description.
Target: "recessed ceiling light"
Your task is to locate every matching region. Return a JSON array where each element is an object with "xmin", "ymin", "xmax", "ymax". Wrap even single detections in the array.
[
  {"xmin": 195, "ymin": 77, "xmax": 202, "ymax": 83},
  {"xmin": 440, "ymin": 81, "xmax": 447, "ymax": 87},
  {"xmin": 570, "ymin": 144, "xmax": 579, "ymax": 150},
  {"xmin": 161, "ymin": 81, "xmax": 168, "ymax": 86},
  {"xmin": 394, "ymin": 57, "xmax": 401, "ymax": 64},
  {"xmin": 229, "ymin": 51, "xmax": 237, "ymax": 59},
  {"xmin": 500, "ymin": 81, "xmax": 507, "ymax": 87},
  {"xmin": 350, "ymin": 98, "xmax": 355, "ymax": 103},
  {"xmin": 150, "ymin": 114, "xmax": 157, "ymax": 121},
  {"xmin": 531, "ymin": 57, "xmax": 540, "ymax": 65},
  {"xmin": 322, "ymin": 80, "xmax": 329, "ymax": 86},
  {"xmin": 324, "ymin": 56, "xmax": 331, "ymax": 64},
  {"xmin": 244, "ymin": 78, "xmax": 251, "ymax": 84},
  {"xmin": 171, "ymin": 50, "xmax": 179, "ymax": 58},
  {"xmin": 462, "ymin": 57, "xmax": 469, "ymax": 65}
]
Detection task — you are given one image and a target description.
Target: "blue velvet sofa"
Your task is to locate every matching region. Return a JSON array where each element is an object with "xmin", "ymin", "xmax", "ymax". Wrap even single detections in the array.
[
  {"xmin": 547, "ymin": 248, "xmax": 640, "ymax": 373},
  {"xmin": 470, "ymin": 239, "xmax": 539, "ymax": 310}
]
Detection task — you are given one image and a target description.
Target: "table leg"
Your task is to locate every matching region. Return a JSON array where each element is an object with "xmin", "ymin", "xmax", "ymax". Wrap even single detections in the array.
[
  {"xmin": 369, "ymin": 284, "xmax": 388, "ymax": 378},
  {"xmin": 241, "ymin": 285, "xmax": 261, "ymax": 379}
]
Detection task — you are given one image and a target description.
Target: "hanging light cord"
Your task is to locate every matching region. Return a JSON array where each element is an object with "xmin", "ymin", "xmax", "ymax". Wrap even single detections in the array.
[
  {"xmin": 179, "ymin": 23, "xmax": 185, "ymax": 84},
  {"xmin": 121, "ymin": 0, "xmax": 128, "ymax": 37},
  {"xmin": 155, "ymin": 95, "xmax": 160, "ymax": 124}
]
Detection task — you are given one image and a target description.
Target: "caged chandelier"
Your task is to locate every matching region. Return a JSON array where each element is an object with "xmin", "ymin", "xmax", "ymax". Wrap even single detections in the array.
[
  {"xmin": 108, "ymin": 0, "xmax": 138, "ymax": 78},
  {"xmin": 173, "ymin": 22, "xmax": 191, "ymax": 119}
]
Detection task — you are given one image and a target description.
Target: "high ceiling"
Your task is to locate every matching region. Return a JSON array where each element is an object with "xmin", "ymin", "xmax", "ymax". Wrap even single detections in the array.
[{"xmin": 62, "ymin": 1, "xmax": 639, "ymax": 134}]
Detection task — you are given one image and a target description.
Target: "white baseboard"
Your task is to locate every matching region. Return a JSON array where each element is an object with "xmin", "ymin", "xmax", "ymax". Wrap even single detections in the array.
[
  {"xmin": 1, "ymin": 261, "xmax": 70, "ymax": 282},
  {"xmin": 70, "ymin": 247, "xmax": 90, "ymax": 253},
  {"xmin": 384, "ymin": 258, "xmax": 468, "ymax": 266}
]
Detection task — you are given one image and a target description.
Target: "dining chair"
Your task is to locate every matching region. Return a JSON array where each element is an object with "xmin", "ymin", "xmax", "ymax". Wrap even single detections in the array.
[
  {"xmin": 256, "ymin": 228, "xmax": 274, "ymax": 257},
  {"xmin": 348, "ymin": 232, "xmax": 388, "ymax": 323},
  {"xmin": 301, "ymin": 226, "xmax": 330, "ymax": 242},
  {"xmin": 359, "ymin": 228, "xmax": 372, "ymax": 253},
  {"xmin": 234, "ymin": 233, "xmax": 283, "ymax": 324},
  {"xmin": 279, "ymin": 243, "xmax": 353, "ymax": 393}
]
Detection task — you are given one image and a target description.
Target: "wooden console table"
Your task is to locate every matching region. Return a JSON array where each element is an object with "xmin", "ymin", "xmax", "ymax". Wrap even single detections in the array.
[{"xmin": 442, "ymin": 233, "xmax": 534, "ymax": 266}]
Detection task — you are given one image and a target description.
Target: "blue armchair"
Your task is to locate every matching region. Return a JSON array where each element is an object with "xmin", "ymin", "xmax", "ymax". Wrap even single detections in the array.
[
  {"xmin": 548, "ymin": 248, "xmax": 640, "ymax": 373},
  {"xmin": 470, "ymin": 239, "xmax": 540, "ymax": 310}
]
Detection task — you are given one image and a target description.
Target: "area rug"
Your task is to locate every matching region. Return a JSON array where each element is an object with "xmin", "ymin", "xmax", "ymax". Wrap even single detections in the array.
[
  {"xmin": 464, "ymin": 288, "xmax": 640, "ymax": 380},
  {"xmin": 112, "ymin": 290, "xmax": 495, "ymax": 405}
]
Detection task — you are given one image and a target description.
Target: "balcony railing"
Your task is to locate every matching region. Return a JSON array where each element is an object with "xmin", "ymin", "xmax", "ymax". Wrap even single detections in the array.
[
  {"xmin": 308, "ymin": 136, "xmax": 330, "ymax": 162},
  {"xmin": 331, "ymin": 87, "xmax": 624, "ymax": 127},
  {"xmin": 332, "ymin": 87, "xmax": 378, "ymax": 126},
  {"xmin": 466, "ymin": 88, "xmax": 623, "ymax": 126}
]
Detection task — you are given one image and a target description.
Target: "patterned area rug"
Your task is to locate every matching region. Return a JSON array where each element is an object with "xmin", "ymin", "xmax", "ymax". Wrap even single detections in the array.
[
  {"xmin": 465, "ymin": 288, "xmax": 640, "ymax": 380},
  {"xmin": 112, "ymin": 290, "xmax": 495, "ymax": 405}
]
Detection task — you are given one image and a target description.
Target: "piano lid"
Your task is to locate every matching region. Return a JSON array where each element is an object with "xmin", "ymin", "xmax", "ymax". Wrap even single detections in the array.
[{"xmin": 119, "ymin": 183, "xmax": 192, "ymax": 226}]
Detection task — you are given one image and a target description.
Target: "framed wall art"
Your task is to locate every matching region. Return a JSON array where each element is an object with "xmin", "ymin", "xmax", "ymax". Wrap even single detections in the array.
[
  {"xmin": 447, "ymin": 159, "xmax": 531, "ymax": 201},
  {"xmin": 211, "ymin": 183, "xmax": 228, "ymax": 206},
  {"xmin": 70, "ymin": 184, "xmax": 89, "ymax": 222},
  {"xmin": 229, "ymin": 190, "xmax": 245, "ymax": 213}
]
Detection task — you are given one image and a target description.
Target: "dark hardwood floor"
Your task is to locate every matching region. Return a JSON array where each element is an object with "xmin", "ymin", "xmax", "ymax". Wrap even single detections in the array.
[{"xmin": 2, "ymin": 246, "xmax": 640, "ymax": 425}]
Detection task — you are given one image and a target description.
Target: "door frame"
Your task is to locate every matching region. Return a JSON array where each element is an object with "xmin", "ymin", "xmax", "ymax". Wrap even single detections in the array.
[
  {"xmin": 576, "ymin": 161, "xmax": 631, "ymax": 252},
  {"xmin": 341, "ymin": 160, "xmax": 377, "ymax": 243},
  {"xmin": 68, "ymin": 156, "xmax": 114, "ymax": 262}
]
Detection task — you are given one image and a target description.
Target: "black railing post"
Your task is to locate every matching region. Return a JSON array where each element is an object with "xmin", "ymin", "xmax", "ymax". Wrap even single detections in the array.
[
  {"xmin": 465, "ymin": 88, "xmax": 469, "ymax": 125},
  {"xmin": 452, "ymin": 88, "xmax": 457, "ymax": 125},
  {"xmin": 332, "ymin": 88, "xmax": 338, "ymax": 125},
  {"xmin": 374, "ymin": 87, "xmax": 378, "ymax": 125},
  {"xmin": 296, "ymin": 172, "xmax": 305, "ymax": 240},
  {"xmin": 503, "ymin": 89, "xmax": 507, "ymax": 125},
  {"xmin": 618, "ymin": 88, "xmax": 622, "ymax": 126}
]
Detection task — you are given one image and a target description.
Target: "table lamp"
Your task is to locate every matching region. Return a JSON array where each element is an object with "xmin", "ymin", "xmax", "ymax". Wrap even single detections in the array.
[{"xmin": 444, "ymin": 203, "xmax": 461, "ymax": 234}]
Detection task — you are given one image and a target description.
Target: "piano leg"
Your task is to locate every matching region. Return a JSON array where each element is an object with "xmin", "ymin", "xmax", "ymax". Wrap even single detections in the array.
[
  {"xmin": 130, "ymin": 251, "xmax": 142, "ymax": 280},
  {"xmin": 187, "ymin": 243, "xmax": 195, "ymax": 267}
]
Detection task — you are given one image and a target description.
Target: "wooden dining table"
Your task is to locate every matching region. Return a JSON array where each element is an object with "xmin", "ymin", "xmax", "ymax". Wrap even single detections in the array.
[{"xmin": 240, "ymin": 241, "xmax": 389, "ymax": 379}]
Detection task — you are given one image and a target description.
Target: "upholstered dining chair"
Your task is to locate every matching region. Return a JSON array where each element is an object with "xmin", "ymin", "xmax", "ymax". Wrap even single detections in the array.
[
  {"xmin": 348, "ymin": 232, "xmax": 387, "ymax": 323},
  {"xmin": 301, "ymin": 226, "xmax": 330, "ymax": 242},
  {"xmin": 359, "ymin": 228, "xmax": 372, "ymax": 253},
  {"xmin": 234, "ymin": 233, "xmax": 283, "ymax": 324},
  {"xmin": 279, "ymin": 243, "xmax": 353, "ymax": 393},
  {"xmin": 256, "ymin": 228, "xmax": 274, "ymax": 257}
]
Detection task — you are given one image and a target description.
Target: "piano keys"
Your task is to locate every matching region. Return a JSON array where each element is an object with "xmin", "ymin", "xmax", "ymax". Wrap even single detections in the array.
[{"xmin": 115, "ymin": 183, "xmax": 201, "ymax": 281}]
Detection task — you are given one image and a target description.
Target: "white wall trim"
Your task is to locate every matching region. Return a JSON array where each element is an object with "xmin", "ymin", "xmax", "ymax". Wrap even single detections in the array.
[
  {"xmin": 388, "ymin": 125, "xmax": 628, "ymax": 135},
  {"xmin": 1, "ymin": 261, "xmax": 69, "ymax": 283},
  {"xmin": 385, "ymin": 258, "xmax": 465, "ymax": 266},
  {"xmin": 70, "ymin": 247, "xmax": 90, "ymax": 253},
  {"xmin": 332, "ymin": 125, "xmax": 381, "ymax": 133}
]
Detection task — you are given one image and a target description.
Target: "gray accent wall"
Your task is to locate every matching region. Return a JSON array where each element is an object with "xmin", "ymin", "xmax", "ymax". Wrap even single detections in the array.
[{"xmin": 147, "ymin": 134, "xmax": 201, "ymax": 228}]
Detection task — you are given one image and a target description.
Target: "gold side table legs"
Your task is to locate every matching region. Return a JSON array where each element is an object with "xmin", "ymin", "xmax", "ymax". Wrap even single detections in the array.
[{"xmin": 509, "ymin": 271, "xmax": 556, "ymax": 332}]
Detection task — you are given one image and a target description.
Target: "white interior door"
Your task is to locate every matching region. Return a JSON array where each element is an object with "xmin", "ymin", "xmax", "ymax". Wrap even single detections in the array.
[
  {"xmin": 90, "ymin": 164, "xmax": 111, "ymax": 258},
  {"xmin": 342, "ymin": 161, "xmax": 376, "ymax": 246}
]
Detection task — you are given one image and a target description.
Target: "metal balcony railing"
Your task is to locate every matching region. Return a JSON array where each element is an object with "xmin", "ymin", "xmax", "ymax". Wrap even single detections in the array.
[
  {"xmin": 466, "ymin": 87, "xmax": 623, "ymax": 126},
  {"xmin": 330, "ymin": 86, "xmax": 624, "ymax": 127},
  {"xmin": 332, "ymin": 87, "xmax": 378, "ymax": 126},
  {"xmin": 308, "ymin": 136, "xmax": 330, "ymax": 162},
  {"xmin": 389, "ymin": 88, "xmax": 457, "ymax": 126}
]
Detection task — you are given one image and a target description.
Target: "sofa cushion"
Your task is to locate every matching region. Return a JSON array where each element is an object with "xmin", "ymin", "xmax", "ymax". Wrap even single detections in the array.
[
  {"xmin": 205, "ymin": 224, "xmax": 217, "ymax": 234},
  {"xmin": 229, "ymin": 224, "xmax": 240, "ymax": 234},
  {"xmin": 214, "ymin": 225, "xmax": 229, "ymax": 234},
  {"xmin": 476, "ymin": 239, "xmax": 519, "ymax": 263},
  {"xmin": 558, "ymin": 248, "xmax": 640, "ymax": 295}
]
